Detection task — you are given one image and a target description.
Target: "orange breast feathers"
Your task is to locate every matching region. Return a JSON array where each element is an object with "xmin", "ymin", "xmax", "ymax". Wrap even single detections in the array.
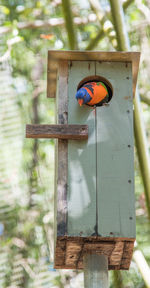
[{"xmin": 84, "ymin": 82, "xmax": 108, "ymax": 106}]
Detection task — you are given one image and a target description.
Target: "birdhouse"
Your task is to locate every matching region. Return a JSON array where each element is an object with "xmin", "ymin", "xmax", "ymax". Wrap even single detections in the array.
[{"xmin": 26, "ymin": 50, "xmax": 140, "ymax": 270}]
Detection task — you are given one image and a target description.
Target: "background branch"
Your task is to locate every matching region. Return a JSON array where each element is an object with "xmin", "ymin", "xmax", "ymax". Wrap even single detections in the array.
[
  {"xmin": 86, "ymin": 0, "xmax": 133, "ymax": 50},
  {"xmin": 141, "ymin": 95, "xmax": 150, "ymax": 106},
  {"xmin": 0, "ymin": 36, "xmax": 22, "ymax": 62},
  {"xmin": 0, "ymin": 15, "xmax": 96, "ymax": 36}
]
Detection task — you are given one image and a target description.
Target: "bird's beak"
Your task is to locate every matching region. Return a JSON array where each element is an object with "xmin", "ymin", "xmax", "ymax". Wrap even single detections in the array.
[{"xmin": 78, "ymin": 99, "xmax": 83, "ymax": 106}]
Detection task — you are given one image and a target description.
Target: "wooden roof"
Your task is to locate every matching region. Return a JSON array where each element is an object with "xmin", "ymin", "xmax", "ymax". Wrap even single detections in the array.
[{"xmin": 47, "ymin": 50, "xmax": 140, "ymax": 98}]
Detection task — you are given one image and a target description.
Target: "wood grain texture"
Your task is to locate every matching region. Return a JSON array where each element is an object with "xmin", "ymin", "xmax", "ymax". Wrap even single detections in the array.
[
  {"xmin": 109, "ymin": 242, "xmax": 124, "ymax": 266},
  {"xmin": 48, "ymin": 50, "xmax": 140, "ymax": 62},
  {"xmin": 54, "ymin": 236, "xmax": 135, "ymax": 270},
  {"xmin": 56, "ymin": 61, "xmax": 68, "ymax": 236},
  {"xmin": 120, "ymin": 241, "xmax": 134, "ymax": 269},
  {"xmin": 96, "ymin": 62, "xmax": 136, "ymax": 239},
  {"xmin": 47, "ymin": 58, "xmax": 57, "ymax": 98},
  {"xmin": 67, "ymin": 61, "xmax": 97, "ymax": 236},
  {"xmin": 26, "ymin": 124, "xmax": 88, "ymax": 139},
  {"xmin": 47, "ymin": 50, "xmax": 140, "ymax": 98},
  {"xmin": 66, "ymin": 242, "xmax": 81, "ymax": 267}
]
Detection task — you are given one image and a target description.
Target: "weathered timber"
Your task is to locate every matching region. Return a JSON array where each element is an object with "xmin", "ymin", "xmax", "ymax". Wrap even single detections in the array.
[
  {"xmin": 54, "ymin": 236, "xmax": 135, "ymax": 270},
  {"xmin": 55, "ymin": 61, "xmax": 68, "ymax": 237},
  {"xmin": 47, "ymin": 50, "xmax": 140, "ymax": 98},
  {"xmin": 26, "ymin": 124, "xmax": 88, "ymax": 140}
]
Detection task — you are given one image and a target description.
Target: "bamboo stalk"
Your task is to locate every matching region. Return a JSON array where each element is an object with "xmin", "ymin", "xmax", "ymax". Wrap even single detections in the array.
[
  {"xmin": 133, "ymin": 249, "xmax": 150, "ymax": 288},
  {"xmin": 109, "ymin": 0, "xmax": 150, "ymax": 217},
  {"xmin": 141, "ymin": 95, "xmax": 150, "ymax": 106},
  {"xmin": 123, "ymin": 0, "xmax": 134, "ymax": 10},
  {"xmin": 109, "ymin": 0, "xmax": 130, "ymax": 50},
  {"xmin": 87, "ymin": 0, "xmax": 116, "ymax": 50},
  {"xmin": 134, "ymin": 93, "xmax": 150, "ymax": 215},
  {"xmin": 112, "ymin": 270, "xmax": 124, "ymax": 288},
  {"xmin": 86, "ymin": 30, "xmax": 105, "ymax": 51},
  {"xmin": 61, "ymin": 0, "xmax": 78, "ymax": 50},
  {"xmin": 86, "ymin": 0, "xmax": 133, "ymax": 51}
]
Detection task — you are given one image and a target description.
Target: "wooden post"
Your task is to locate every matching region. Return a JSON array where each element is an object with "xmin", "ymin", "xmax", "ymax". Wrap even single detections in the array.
[{"xmin": 84, "ymin": 254, "xmax": 108, "ymax": 288}]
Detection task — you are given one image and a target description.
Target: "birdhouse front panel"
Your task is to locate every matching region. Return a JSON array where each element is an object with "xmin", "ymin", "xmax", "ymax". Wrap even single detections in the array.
[
  {"xmin": 46, "ymin": 51, "xmax": 140, "ymax": 270},
  {"xmin": 26, "ymin": 51, "xmax": 140, "ymax": 270},
  {"xmin": 67, "ymin": 60, "xmax": 135, "ymax": 239},
  {"xmin": 96, "ymin": 62, "xmax": 135, "ymax": 238}
]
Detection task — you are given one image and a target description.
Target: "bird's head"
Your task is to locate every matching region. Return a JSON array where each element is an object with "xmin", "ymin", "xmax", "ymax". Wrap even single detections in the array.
[{"xmin": 75, "ymin": 87, "xmax": 92, "ymax": 106}]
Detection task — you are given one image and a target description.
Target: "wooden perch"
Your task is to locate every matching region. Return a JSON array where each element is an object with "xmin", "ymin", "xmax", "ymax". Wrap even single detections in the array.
[{"xmin": 26, "ymin": 124, "xmax": 88, "ymax": 140}]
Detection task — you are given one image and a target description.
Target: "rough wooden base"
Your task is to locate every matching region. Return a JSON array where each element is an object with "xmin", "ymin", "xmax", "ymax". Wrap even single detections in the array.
[{"xmin": 54, "ymin": 236, "xmax": 135, "ymax": 270}]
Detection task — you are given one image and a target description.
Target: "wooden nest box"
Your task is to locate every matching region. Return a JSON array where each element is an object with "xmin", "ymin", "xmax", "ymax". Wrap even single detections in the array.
[{"xmin": 27, "ymin": 50, "xmax": 140, "ymax": 270}]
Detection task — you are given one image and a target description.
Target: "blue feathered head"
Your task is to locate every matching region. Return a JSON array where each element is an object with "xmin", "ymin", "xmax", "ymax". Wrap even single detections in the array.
[{"xmin": 75, "ymin": 87, "xmax": 92, "ymax": 106}]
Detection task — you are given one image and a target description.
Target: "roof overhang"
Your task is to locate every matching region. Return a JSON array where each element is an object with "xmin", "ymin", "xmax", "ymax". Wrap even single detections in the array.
[{"xmin": 47, "ymin": 50, "xmax": 140, "ymax": 98}]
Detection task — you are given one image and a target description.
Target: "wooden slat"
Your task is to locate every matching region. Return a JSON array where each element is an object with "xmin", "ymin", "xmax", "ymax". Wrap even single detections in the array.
[
  {"xmin": 120, "ymin": 241, "xmax": 134, "ymax": 269},
  {"xmin": 56, "ymin": 61, "xmax": 68, "ymax": 236},
  {"xmin": 47, "ymin": 58, "xmax": 57, "ymax": 98},
  {"xmin": 96, "ymin": 61, "xmax": 136, "ymax": 239},
  {"xmin": 65, "ymin": 242, "xmax": 81, "ymax": 267},
  {"xmin": 54, "ymin": 239, "xmax": 66, "ymax": 266},
  {"xmin": 26, "ymin": 124, "xmax": 88, "ymax": 140},
  {"xmin": 67, "ymin": 61, "xmax": 97, "ymax": 236},
  {"xmin": 48, "ymin": 50, "xmax": 140, "ymax": 62},
  {"xmin": 83, "ymin": 242, "xmax": 114, "ymax": 257},
  {"xmin": 47, "ymin": 50, "xmax": 140, "ymax": 98},
  {"xmin": 109, "ymin": 241, "xmax": 124, "ymax": 266}
]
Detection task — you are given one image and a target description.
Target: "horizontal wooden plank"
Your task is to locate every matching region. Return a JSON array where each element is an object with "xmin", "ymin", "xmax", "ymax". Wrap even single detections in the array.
[
  {"xmin": 26, "ymin": 124, "xmax": 88, "ymax": 140},
  {"xmin": 48, "ymin": 50, "xmax": 140, "ymax": 63}
]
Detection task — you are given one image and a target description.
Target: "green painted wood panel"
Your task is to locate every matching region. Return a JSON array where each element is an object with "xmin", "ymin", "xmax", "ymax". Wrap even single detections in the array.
[
  {"xmin": 96, "ymin": 62, "xmax": 135, "ymax": 238},
  {"xmin": 67, "ymin": 61, "xmax": 96, "ymax": 236}
]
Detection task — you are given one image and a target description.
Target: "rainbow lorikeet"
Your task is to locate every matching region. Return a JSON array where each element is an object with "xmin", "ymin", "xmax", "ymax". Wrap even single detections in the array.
[{"xmin": 76, "ymin": 81, "xmax": 110, "ymax": 107}]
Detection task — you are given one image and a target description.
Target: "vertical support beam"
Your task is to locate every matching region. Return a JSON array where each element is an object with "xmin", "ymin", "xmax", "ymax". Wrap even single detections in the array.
[
  {"xmin": 84, "ymin": 254, "xmax": 108, "ymax": 288},
  {"xmin": 56, "ymin": 61, "xmax": 68, "ymax": 236}
]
